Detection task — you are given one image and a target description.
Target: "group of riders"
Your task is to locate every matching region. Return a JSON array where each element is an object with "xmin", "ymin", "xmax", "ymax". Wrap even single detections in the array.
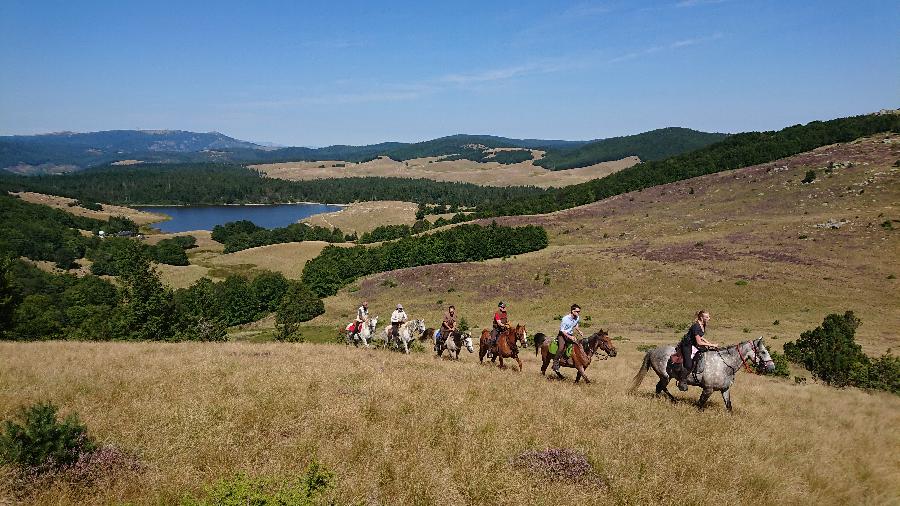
[{"xmin": 348, "ymin": 300, "xmax": 717, "ymax": 386}]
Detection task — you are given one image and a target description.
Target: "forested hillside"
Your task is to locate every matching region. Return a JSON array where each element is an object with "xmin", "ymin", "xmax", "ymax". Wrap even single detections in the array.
[
  {"xmin": 478, "ymin": 113, "xmax": 900, "ymax": 217},
  {"xmin": 0, "ymin": 163, "xmax": 547, "ymax": 207},
  {"xmin": 535, "ymin": 127, "xmax": 727, "ymax": 170},
  {"xmin": 2, "ymin": 129, "xmax": 719, "ymax": 172}
]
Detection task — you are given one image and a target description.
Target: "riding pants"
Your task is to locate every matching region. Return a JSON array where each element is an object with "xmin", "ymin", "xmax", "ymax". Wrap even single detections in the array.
[
  {"xmin": 390, "ymin": 322, "xmax": 400, "ymax": 340},
  {"xmin": 554, "ymin": 332, "xmax": 574, "ymax": 364}
]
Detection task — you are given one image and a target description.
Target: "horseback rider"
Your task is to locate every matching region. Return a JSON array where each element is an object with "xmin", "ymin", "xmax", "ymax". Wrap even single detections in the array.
[
  {"xmin": 389, "ymin": 304, "xmax": 408, "ymax": 342},
  {"xmin": 488, "ymin": 301, "xmax": 509, "ymax": 357},
  {"xmin": 552, "ymin": 303, "xmax": 585, "ymax": 378},
  {"xmin": 350, "ymin": 301, "xmax": 369, "ymax": 341},
  {"xmin": 438, "ymin": 305, "xmax": 458, "ymax": 352},
  {"xmin": 677, "ymin": 310, "xmax": 719, "ymax": 391}
]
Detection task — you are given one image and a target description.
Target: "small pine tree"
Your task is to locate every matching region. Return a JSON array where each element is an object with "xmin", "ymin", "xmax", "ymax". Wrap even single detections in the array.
[
  {"xmin": 275, "ymin": 282, "xmax": 324, "ymax": 341},
  {"xmin": 784, "ymin": 311, "xmax": 865, "ymax": 386},
  {"xmin": 0, "ymin": 402, "xmax": 95, "ymax": 472}
]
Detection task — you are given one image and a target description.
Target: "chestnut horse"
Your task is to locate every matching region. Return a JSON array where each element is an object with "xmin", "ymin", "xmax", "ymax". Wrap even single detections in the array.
[
  {"xmin": 478, "ymin": 324, "xmax": 528, "ymax": 371},
  {"xmin": 534, "ymin": 330, "xmax": 617, "ymax": 383}
]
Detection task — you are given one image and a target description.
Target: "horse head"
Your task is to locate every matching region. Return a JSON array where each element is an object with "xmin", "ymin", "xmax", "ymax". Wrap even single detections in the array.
[
  {"xmin": 751, "ymin": 337, "xmax": 775, "ymax": 373},
  {"xmin": 514, "ymin": 324, "xmax": 528, "ymax": 348},
  {"xmin": 413, "ymin": 319, "xmax": 426, "ymax": 335},
  {"xmin": 461, "ymin": 331, "xmax": 474, "ymax": 353},
  {"xmin": 591, "ymin": 329, "xmax": 616, "ymax": 357},
  {"xmin": 368, "ymin": 316, "xmax": 378, "ymax": 332}
]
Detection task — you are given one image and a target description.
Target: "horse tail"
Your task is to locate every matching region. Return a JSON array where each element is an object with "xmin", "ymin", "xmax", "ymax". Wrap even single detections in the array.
[
  {"xmin": 533, "ymin": 333, "xmax": 546, "ymax": 355},
  {"xmin": 629, "ymin": 351, "xmax": 652, "ymax": 393}
]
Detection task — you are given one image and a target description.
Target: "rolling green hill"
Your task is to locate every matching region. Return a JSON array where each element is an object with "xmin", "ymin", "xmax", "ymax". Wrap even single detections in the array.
[{"xmin": 534, "ymin": 127, "xmax": 728, "ymax": 170}]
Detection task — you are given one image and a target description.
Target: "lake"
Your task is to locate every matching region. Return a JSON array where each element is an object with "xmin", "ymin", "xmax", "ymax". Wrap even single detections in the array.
[{"xmin": 137, "ymin": 203, "xmax": 343, "ymax": 233}]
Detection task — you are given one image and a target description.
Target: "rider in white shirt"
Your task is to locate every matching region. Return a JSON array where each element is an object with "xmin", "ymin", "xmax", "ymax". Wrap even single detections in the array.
[
  {"xmin": 351, "ymin": 301, "xmax": 369, "ymax": 339},
  {"xmin": 390, "ymin": 304, "xmax": 408, "ymax": 340}
]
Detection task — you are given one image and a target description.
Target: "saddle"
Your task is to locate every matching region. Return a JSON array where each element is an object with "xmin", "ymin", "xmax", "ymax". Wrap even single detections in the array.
[
  {"xmin": 670, "ymin": 348, "xmax": 706, "ymax": 375},
  {"xmin": 346, "ymin": 322, "xmax": 360, "ymax": 334}
]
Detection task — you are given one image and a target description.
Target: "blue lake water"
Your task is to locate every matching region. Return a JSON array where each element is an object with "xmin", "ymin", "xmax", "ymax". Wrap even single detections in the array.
[{"xmin": 136, "ymin": 203, "xmax": 343, "ymax": 233}]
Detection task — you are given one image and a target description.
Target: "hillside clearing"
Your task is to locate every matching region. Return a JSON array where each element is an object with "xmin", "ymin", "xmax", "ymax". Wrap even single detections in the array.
[
  {"xmin": 11, "ymin": 191, "xmax": 168, "ymax": 225},
  {"xmin": 253, "ymin": 155, "xmax": 639, "ymax": 188}
]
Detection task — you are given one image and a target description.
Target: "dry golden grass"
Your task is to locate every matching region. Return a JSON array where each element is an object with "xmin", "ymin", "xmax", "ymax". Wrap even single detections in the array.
[
  {"xmin": 12, "ymin": 191, "xmax": 167, "ymax": 226},
  {"xmin": 301, "ymin": 201, "xmax": 418, "ymax": 234},
  {"xmin": 1, "ymin": 341, "xmax": 897, "ymax": 505},
  {"xmin": 253, "ymin": 155, "xmax": 639, "ymax": 188},
  {"xmin": 201, "ymin": 241, "xmax": 344, "ymax": 280},
  {"xmin": 2, "ymin": 135, "xmax": 899, "ymax": 504}
]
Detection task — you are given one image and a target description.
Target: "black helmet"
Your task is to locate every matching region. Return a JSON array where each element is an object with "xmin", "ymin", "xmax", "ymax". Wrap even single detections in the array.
[{"xmin": 498, "ymin": 301, "xmax": 506, "ymax": 308}]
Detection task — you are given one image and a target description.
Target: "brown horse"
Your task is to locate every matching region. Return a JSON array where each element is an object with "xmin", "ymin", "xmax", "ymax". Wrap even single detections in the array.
[
  {"xmin": 534, "ymin": 330, "xmax": 617, "ymax": 383},
  {"xmin": 478, "ymin": 324, "xmax": 528, "ymax": 371}
]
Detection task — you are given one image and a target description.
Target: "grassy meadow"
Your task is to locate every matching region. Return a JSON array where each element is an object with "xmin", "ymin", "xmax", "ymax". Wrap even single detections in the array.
[
  {"xmin": 2, "ymin": 341, "xmax": 897, "ymax": 505},
  {"xmin": 1, "ymin": 134, "xmax": 898, "ymax": 504},
  {"xmin": 254, "ymin": 155, "xmax": 639, "ymax": 188}
]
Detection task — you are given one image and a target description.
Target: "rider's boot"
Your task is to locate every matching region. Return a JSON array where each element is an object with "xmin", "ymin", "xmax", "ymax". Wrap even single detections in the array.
[
  {"xmin": 676, "ymin": 368, "xmax": 690, "ymax": 391},
  {"xmin": 551, "ymin": 358, "xmax": 565, "ymax": 379}
]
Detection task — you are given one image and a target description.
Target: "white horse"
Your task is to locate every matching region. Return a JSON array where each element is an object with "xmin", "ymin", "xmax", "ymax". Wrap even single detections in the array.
[
  {"xmin": 383, "ymin": 319, "xmax": 426, "ymax": 354},
  {"xmin": 437, "ymin": 330, "xmax": 474, "ymax": 359},
  {"xmin": 346, "ymin": 316, "xmax": 378, "ymax": 347}
]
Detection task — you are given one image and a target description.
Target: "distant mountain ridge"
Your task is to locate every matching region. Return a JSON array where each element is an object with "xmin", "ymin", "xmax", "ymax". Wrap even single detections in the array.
[{"xmin": 0, "ymin": 128, "xmax": 722, "ymax": 174}]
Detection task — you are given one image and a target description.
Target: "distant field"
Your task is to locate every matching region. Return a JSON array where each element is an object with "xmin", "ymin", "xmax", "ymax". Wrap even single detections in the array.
[
  {"xmin": 301, "ymin": 200, "xmax": 418, "ymax": 234},
  {"xmin": 253, "ymin": 155, "xmax": 639, "ymax": 188},
  {"xmin": 12, "ymin": 191, "xmax": 167, "ymax": 225}
]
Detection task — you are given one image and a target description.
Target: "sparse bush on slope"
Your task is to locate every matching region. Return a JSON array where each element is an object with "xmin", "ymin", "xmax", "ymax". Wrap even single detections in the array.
[
  {"xmin": 0, "ymin": 402, "xmax": 95, "ymax": 473},
  {"xmin": 784, "ymin": 311, "xmax": 900, "ymax": 394}
]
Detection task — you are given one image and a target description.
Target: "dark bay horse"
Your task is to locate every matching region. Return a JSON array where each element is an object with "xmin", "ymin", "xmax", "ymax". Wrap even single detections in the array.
[
  {"xmin": 534, "ymin": 330, "xmax": 617, "ymax": 383},
  {"xmin": 629, "ymin": 337, "xmax": 775, "ymax": 411},
  {"xmin": 479, "ymin": 324, "xmax": 528, "ymax": 371}
]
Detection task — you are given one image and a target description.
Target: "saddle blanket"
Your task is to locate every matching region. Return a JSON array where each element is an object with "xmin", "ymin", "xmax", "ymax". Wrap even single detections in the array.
[{"xmin": 548, "ymin": 340, "xmax": 574, "ymax": 358}]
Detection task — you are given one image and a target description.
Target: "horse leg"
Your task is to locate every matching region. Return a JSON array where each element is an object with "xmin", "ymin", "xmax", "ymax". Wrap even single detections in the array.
[
  {"xmin": 655, "ymin": 377, "xmax": 677, "ymax": 403},
  {"xmin": 540, "ymin": 353, "xmax": 549, "ymax": 376},
  {"xmin": 498, "ymin": 355, "xmax": 505, "ymax": 369},
  {"xmin": 577, "ymin": 366, "xmax": 589, "ymax": 384},
  {"xmin": 722, "ymin": 388, "xmax": 733, "ymax": 412},
  {"xmin": 403, "ymin": 338, "xmax": 410, "ymax": 355},
  {"xmin": 515, "ymin": 356, "xmax": 523, "ymax": 372},
  {"xmin": 698, "ymin": 388, "xmax": 714, "ymax": 410}
]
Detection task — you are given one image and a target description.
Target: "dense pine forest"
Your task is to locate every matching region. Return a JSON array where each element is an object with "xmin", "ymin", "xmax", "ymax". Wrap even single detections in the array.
[
  {"xmin": 534, "ymin": 127, "xmax": 728, "ymax": 170},
  {"xmin": 477, "ymin": 113, "xmax": 900, "ymax": 217},
  {"xmin": 0, "ymin": 164, "xmax": 547, "ymax": 207}
]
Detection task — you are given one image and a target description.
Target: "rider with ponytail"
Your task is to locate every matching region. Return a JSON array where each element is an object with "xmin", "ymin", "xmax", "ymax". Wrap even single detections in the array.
[{"xmin": 677, "ymin": 310, "xmax": 719, "ymax": 391}]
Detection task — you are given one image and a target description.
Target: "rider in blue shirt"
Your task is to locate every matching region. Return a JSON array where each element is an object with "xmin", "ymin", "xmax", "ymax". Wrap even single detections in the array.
[{"xmin": 553, "ymin": 304, "xmax": 584, "ymax": 378}]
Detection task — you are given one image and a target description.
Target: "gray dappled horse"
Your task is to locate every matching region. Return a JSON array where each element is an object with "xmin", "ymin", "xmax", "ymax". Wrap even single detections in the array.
[
  {"xmin": 382, "ymin": 319, "xmax": 426, "ymax": 354},
  {"xmin": 347, "ymin": 316, "xmax": 378, "ymax": 348},
  {"xmin": 436, "ymin": 330, "xmax": 474, "ymax": 359},
  {"xmin": 630, "ymin": 337, "xmax": 775, "ymax": 411}
]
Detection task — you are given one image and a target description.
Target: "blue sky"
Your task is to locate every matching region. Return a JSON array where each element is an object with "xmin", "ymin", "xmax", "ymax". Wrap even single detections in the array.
[{"xmin": 1, "ymin": 0, "xmax": 897, "ymax": 146}]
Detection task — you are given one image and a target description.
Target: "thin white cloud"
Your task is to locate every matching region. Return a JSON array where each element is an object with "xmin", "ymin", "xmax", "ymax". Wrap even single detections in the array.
[
  {"xmin": 608, "ymin": 33, "xmax": 723, "ymax": 63},
  {"xmin": 676, "ymin": 0, "xmax": 729, "ymax": 7},
  {"xmin": 224, "ymin": 59, "xmax": 580, "ymax": 108},
  {"xmin": 560, "ymin": 2, "xmax": 613, "ymax": 18}
]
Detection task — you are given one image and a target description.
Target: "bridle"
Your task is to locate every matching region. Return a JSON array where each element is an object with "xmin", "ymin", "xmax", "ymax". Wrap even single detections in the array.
[{"xmin": 737, "ymin": 340, "xmax": 773, "ymax": 372}]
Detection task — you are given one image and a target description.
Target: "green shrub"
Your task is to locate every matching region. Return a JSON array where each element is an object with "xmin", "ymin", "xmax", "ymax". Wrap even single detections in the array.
[
  {"xmin": 801, "ymin": 170, "xmax": 817, "ymax": 184},
  {"xmin": 275, "ymin": 282, "xmax": 324, "ymax": 341},
  {"xmin": 0, "ymin": 402, "xmax": 95, "ymax": 472},
  {"xmin": 735, "ymin": 280, "xmax": 749, "ymax": 286},
  {"xmin": 784, "ymin": 311, "xmax": 866, "ymax": 387},
  {"xmin": 181, "ymin": 459, "xmax": 334, "ymax": 506},
  {"xmin": 784, "ymin": 312, "xmax": 899, "ymax": 393},
  {"xmin": 769, "ymin": 350, "xmax": 791, "ymax": 378}
]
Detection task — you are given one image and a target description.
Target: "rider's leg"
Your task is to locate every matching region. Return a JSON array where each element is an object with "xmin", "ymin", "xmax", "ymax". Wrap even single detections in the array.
[
  {"xmin": 677, "ymin": 343, "xmax": 693, "ymax": 391},
  {"xmin": 552, "ymin": 332, "xmax": 566, "ymax": 377}
]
